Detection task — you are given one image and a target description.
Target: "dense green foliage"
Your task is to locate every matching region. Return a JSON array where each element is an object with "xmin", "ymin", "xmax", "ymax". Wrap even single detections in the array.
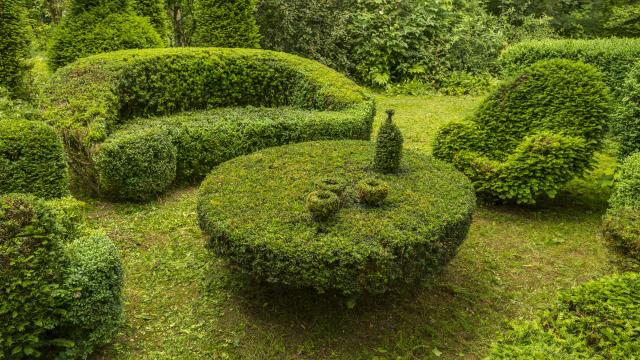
[
  {"xmin": 603, "ymin": 152, "xmax": 640, "ymax": 260},
  {"xmin": 488, "ymin": 272, "xmax": 640, "ymax": 358},
  {"xmin": 355, "ymin": 178, "xmax": 389, "ymax": 207},
  {"xmin": 0, "ymin": 0, "xmax": 31, "ymax": 97},
  {"xmin": 617, "ymin": 62, "xmax": 640, "ymax": 159},
  {"xmin": 198, "ymin": 140, "xmax": 475, "ymax": 295},
  {"xmin": 0, "ymin": 120, "xmax": 69, "ymax": 198},
  {"xmin": 47, "ymin": 0, "xmax": 163, "ymax": 70},
  {"xmin": 499, "ymin": 38, "xmax": 640, "ymax": 98},
  {"xmin": 433, "ymin": 59, "xmax": 611, "ymax": 204},
  {"xmin": 43, "ymin": 48, "xmax": 375, "ymax": 201},
  {"xmin": 0, "ymin": 194, "xmax": 123, "ymax": 359},
  {"xmin": 192, "ymin": 0, "xmax": 260, "ymax": 48},
  {"xmin": 305, "ymin": 190, "xmax": 341, "ymax": 221},
  {"xmin": 131, "ymin": 0, "xmax": 170, "ymax": 42},
  {"xmin": 373, "ymin": 110, "xmax": 403, "ymax": 174}
]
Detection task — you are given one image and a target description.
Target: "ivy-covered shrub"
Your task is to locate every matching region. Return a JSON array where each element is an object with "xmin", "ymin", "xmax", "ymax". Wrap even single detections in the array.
[
  {"xmin": 43, "ymin": 48, "xmax": 375, "ymax": 201},
  {"xmin": 433, "ymin": 59, "xmax": 611, "ymax": 204},
  {"xmin": 305, "ymin": 190, "xmax": 340, "ymax": 221},
  {"xmin": 356, "ymin": 178, "xmax": 389, "ymax": 207},
  {"xmin": 616, "ymin": 62, "xmax": 640, "ymax": 160},
  {"xmin": 47, "ymin": 0, "xmax": 163, "ymax": 70},
  {"xmin": 487, "ymin": 272, "xmax": 640, "ymax": 359},
  {"xmin": 373, "ymin": 109, "xmax": 403, "ymax": 174},
  {"xmin": 131, "ymin": 0, "xmax": 170, "ymax": 42},
  {"xmin": 603, "ymin": 152, "xmax": 640, "ymax": 261},
  {"xmin": 0, "ymin": 119, "xmax": 69, "ymax": 198},
  {"xmin": 0, "ymin": 0, "xmax": 31, "ymax": 97},
  {"xmin": 198, "ymin": 140, "xmax": 475, "ymax": 295},
  {"xmin": 192, "ymin": 0, "xmax": 260, "ymax": 48},
  {"xmin": 0, "ymin": 194, "xmax": 123, "ymax": 359}
]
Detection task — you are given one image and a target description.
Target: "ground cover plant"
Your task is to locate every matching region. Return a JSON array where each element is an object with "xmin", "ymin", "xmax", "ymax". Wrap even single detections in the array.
[
  {"xmin": 43, "ymin": 47, "xmax": 375, "ymax": 201},
  {"xmin": 433, "ymin": 59, "xmax": 611, "ymax": 204},
  {"xmin": 197, "ymin": 140, "xmax": 475, "ymax": 295}
]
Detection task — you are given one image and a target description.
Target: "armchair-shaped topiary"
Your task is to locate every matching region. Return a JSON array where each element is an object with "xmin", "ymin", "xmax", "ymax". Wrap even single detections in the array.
[
  {"xmin": 433, "ymin": 59, "xmax": 612, "ymax": 204},
  {"xmin": 43, "ymin": 48, "xmax": 375, "ymax": 201}
]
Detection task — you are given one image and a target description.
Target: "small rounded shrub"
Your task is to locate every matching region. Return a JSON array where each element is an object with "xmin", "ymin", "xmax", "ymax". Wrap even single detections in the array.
[
  {"xmin": 192, "ymin": 0, "xmax": 260, "ymax": 48},
  {"xmin": 305, "ymin": 190, "xmax": 341, "ymax": 221},
  {"xmin": 487, "ymin": 273, "xmax": 640, "ymax": 359},
  {"xmin": 0, "ymin": 0, "xmax": 31, "ymax": 97},
  {"xmin": 0, "ymin": 119, "xmax": 70, "ymax": 198},
  {"xmin": 356, "ymin": 177, "xmax": 389, "ymax": 207},
  {"xmin": 433, "ymin": 59, "xmax": 611, "ymax": 204},
  {"xmin": 316, "ymin": 178, "xmax": 347, "ymax": 197},
  {"xmin": 44, "ymin": 48, "xmax": 375, "ymax": 201},
  {"xmin": 373, "ymin": 109, "xmax": 403, "ymax": 174},
  {"xmin": 603, "ymin": 152, "xmax": 640, "ymax": 261},
  {"xmin": 198, "ymin": 140, "xmax": 475, "ymax": 295}
]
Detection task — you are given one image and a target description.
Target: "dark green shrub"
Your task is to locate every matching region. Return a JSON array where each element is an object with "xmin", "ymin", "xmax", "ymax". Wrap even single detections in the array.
[
  {"xmin": 192, "ymin": 0, "xmax": 260, "ymax": 48},
  {"xmin": 356, "ymin": 178, "xmax": 388, "ymax": 207},
  {"xmin": 0, "ymin": 0, "xmax": 31, "ymax": 97},
  {"xmin": 617, "ymin": 62, "xmax": 640, "ymax": 160},
  {"xmin": 373, "ymin": 109, "xmax": 403, "ymax": 173},
  {"xmin": 487, "ymin": 272, "xmax": 640, "ymax": 359},
  {"xmin": 0, "ymin": 194, "xmax": 66, "ymax": 359},
  {"xmin": 47, "ymin": 0, "xmax": 163, "ymax": 70},
  {"xmin": 131, "ymin": 0, "xmax": 170, "ymax": 42},
  {"xmin": 43, "ymin": 48, "xmax": 375, "ymax": 201},
  {"xmin": 433, "ymin": 59, "xmax": 611, "ymax": 204},
  {"xmin": 0, "ymin": 119, "xmax": 69, "ymax": 198},
  {"xmin": 603, "ymin": 152, "xmax": 640, "ymax": 260},
  {"xmin": 198, "ymin": 140, "xmax": 475, "ymax": 295},
  {"xmin": 305, "ymin": 190, "xmax": 340, "ymax": 221}
]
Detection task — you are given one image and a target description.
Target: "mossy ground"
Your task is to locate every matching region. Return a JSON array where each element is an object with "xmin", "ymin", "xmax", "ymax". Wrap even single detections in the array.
[{"xmin": 87, "ymin": 94, "xmax": 621, "ymax": 359}]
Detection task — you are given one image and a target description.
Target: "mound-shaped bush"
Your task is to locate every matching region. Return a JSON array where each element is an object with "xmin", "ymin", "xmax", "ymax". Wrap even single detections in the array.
[
  {"xmin": 197, "ymin": 140, "xmax": 475, "ymax": 295},
  {"xmin": 0, "ymin": 119, "xmax": 69, "ymax": 198},
  {"xmin": 433, "ymin": 59, "xmax": 611, "ymax": 204},
  {"xmin": 0, "ymin": 194, "xmax": 123, "ymax": 359},
  {"xmin": 48, "ymin": 0, "xmax": 163, "ymax": 70},
  {"xmin": 487, "ymin": 272, "xmax": 640, "ymax": 359},
  {"xmin": 603, "ymin": 152, "xmax": 640, "ymax": 260},
  {"xmin": 43, "ymin": 48, "xmax": 375, "ymax": 201}
]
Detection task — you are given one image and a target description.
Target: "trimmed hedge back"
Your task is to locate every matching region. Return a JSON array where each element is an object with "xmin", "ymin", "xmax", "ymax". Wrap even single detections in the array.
[
  {"xmin": 44, "ymin": 48, "xmax": 375, "ymax": 201},
  {"xmin": 499, "ymin": 38, "xmax": 640, "ymax": 97},
  {"xmin": 603, "ymin": 152, "xmax": 640, "ymax": 260},
  {"xmin": 0, "ymin": 120, "xmax": 70, "ymax": 198},
  {"xmin": 433, "ymin": 59, "xmax": 611, "ymax": 204},
  {"xmin": 488, "ymin": 273, "xmax": 640, "ymax": 359}
]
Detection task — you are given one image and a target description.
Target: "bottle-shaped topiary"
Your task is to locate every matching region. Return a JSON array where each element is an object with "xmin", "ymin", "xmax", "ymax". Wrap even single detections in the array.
[
  {"xmin": 373, "ymin": 109, "xmax": 403, "ymax": 173},
  {"xmin": 306, "ymin": 190, "xmax": 340, "ymax": 221},
  {"xmin": 356, "ymin": 178, "xmax": 389, "ymax": 206},
  {"xmin": 0, "ymin": 0, "xmax": 31, "ymax": 97}
]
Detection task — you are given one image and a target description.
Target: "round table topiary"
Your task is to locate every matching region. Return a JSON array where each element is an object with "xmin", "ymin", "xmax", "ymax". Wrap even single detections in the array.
[{"xmin": 197, "ymin": 140, "xmax": 476, "ymax": 295}]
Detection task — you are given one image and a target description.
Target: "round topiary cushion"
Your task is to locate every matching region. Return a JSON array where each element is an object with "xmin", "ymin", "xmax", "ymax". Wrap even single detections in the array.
[{"xmin": 197, "ymin": 140, "xmax": 476, "ymax": 295}]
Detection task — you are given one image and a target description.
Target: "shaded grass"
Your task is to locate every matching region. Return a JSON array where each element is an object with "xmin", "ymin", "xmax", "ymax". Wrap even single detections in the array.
[{"xmin": 87, "ymin": 94, "xmax": 621, "ymax": 359}]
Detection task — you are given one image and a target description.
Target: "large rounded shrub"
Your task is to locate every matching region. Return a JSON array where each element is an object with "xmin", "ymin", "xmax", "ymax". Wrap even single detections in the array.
[
  {"xmin": 433, "ymin": 59, "xmax": 611, "ymax": 204},
  {"xmin": 43, "ymin": 48, "xmax": 375, "ymax": 201},
  {"xmin": 0, "ymin": 0, "xmax": 31, "ymax": 97},
  {"xmin": 488, "ymin": 273, "xmax": 640, "ymax": 359},
  {"xmin": 47, "ymin": 0, "xmax": 163, "ymax": 70},
  {"xmin": 197, "ymin": 140, "xmax": 475, "ymax": 295},
  {"xmin": 0, "ymin": 119, "xmax": 69, "ymax": 198}
]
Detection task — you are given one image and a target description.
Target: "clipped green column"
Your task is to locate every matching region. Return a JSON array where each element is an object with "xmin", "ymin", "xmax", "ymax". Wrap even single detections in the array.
[{"xmin": 373, "ymin": 109, "xmax": 403, "ymax": 173}]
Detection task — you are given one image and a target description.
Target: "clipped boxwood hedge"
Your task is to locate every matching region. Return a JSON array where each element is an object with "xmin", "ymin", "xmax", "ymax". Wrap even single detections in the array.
[
  {"xmin": 487, "ymin": 272, "xmax": 640, "ymax": 359},
  {"xmin": 43, "ymin": 48, "xmax": 375, "ymax": 201},
  {"xmin": 0, "ymin": 194, "xmax": 123, "ymax": 359},
  {"xmin": 197, "ymin": 140, "xmax": 476, "ymax": 296},
  {"xmin": 603, "ymin": 152, "xmax": 640, "ymax": 260},
  {"xmin": 433, "ymin": 59, "xmax": 611, "ymax": 204},
  {"xmin": 0, "ymin": 119, "xmax": 70, "ymax": 198},
  {"xmin": 499, "ymin": 38, "xmax": 640, "ymax": 97}
]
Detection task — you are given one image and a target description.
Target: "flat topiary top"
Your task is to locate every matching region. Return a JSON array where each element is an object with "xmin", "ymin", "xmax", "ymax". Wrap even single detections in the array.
[{"xmin": 197, "ymin": 140, "xmax": 475, "ymax": 295}]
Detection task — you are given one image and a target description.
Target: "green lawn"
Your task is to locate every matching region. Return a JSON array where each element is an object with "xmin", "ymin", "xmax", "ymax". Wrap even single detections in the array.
[{"xmin": 88, "ymin": 94, "xmax": 622, "ymax": 359}]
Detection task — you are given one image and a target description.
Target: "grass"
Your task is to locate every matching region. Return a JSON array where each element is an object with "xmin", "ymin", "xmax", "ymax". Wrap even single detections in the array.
[{"xmin": 86, "ymin": 94, "xmax": 622, "ymax": 359}]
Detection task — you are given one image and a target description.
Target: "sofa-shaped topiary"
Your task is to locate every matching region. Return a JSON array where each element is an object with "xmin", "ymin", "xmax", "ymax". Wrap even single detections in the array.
[
  {"xmin": 43, "ymin": 48, "xmax": 375, "ymax": 201},
  {"xmin": 432, "ymin": 59, "xmax": 611, "ymax": 204},
  {"xmin": 0, "ymin": 194, "xmax": 123, "ymax": 359},
  {"xmin": 197, "ymin": 140, "xmax": 476, "ymax": 296},
  {"xmin": 0, "ymin": 119, "xmax": 70, "ymax": 198},
  {"xmin": 603, "ymin": 152, "xmax": 640, "ymax": 261},
  {"xmin": 487, "ymin": 272, "xmax": 640, "ymax": 359}
]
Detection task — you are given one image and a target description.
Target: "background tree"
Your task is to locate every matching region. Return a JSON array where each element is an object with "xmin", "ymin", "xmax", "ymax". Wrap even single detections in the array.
[
  {"xmin": 132, "ymin": 0, "xmax": 171, "ymax": 42},
  {"xmin": 192, "ymin": 0, "xmax": 260, "ymax": 47}
]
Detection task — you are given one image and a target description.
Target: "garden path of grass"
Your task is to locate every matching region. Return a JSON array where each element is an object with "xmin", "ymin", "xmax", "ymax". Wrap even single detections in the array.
[{"xmin": 89, "ymin": 94, "xmax": 622, "ymax": 359}]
